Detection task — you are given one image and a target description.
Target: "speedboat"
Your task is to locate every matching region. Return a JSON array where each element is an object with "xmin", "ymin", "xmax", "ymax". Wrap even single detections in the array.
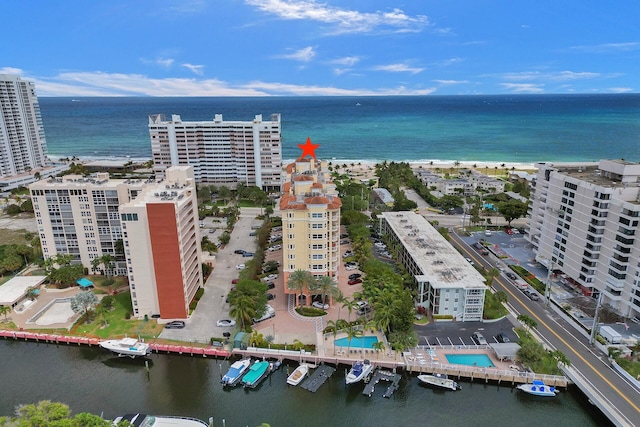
[
  {"xmin": 417, "ymin": 373, "xmax": 461, "ymax": 391},
  {"xmin": 241, "ymin": 360, "xmax": 271, "ymax": 388},
  {"xmin": 345, "ymin": 360, "xmax": 373, "ymax": 385},
  {"xmin": 221, "ymin": 358, "xmax": 252, "ymax": 387},
  {"xmin": 99, "ymin": 337, "xmax": 151, "ymax": 358},
  {"xmin": 517, "ymin": 380, "xmax": 559, "ymax": 397},
  {"xmin": 287, "ymin": 363, "xmax": 310, "ymax": 386},
  {"xmin": 113, "ymin": 413, "xmax": 208, "ymax": 426}
]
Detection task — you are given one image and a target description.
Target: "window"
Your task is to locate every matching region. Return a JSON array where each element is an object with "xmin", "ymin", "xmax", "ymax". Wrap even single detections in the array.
[{"xmin": 312, "ymin": 254, "xmax": 323, "ymax": 260}]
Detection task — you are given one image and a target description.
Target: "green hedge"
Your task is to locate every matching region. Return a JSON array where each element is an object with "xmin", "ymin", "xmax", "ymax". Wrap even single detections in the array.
[{"xmin": 295, "ymin": 306, "xmax": 326, "ymax": 317}]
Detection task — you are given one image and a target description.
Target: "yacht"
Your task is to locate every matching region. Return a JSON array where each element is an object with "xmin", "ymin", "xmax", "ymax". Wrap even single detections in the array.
[
  {"xmin": 417, "ymin": 373, "xmax": 461, "ymax": 391},
  {"xmin": 345, "ymin": 360, "xmax": 373, "ymax": 384},
  {"xmin": 112, "ymin": 413, "xmax": 208, "ymax": 426},
  {"xmin": 517, "ymin": 380, "xmax": 559, "ymax": 397},
  {"xmin": 221, "ymin": 358, "xmax": 252, "ymax": 387},
  {"xmin": 241, "ymin": 360, "xmax": 271, "ymax": 388},
  {"xmin": 99, "ymin": 337, "xmax": 151, "ymax": 358}
]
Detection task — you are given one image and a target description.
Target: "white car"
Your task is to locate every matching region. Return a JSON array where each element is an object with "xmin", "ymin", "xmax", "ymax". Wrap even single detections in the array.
[
  {"xmin": 236, "ymin": 264, "xmax": 246, "ymax": 270},
  {"xmin": 262, "ymin": 273, "xmax": 278, "ymax": 281},
  {"xmin": 216, "ymin": 319, "xmax": 236, "ymax": 327},
  {"xmin": 312, "ymin": 301, "xmax": 329, "ymax": 310},
  {"xmin": 268, "ymin": 244, "xmax": 282, "ymax": 251},
  {"xmin": 465, "ymin": 257, "xmax": 474, "ymax": 266},
  {"xmin": 345, "ymin": 265, "xmax": 358, "ymax": 271}
]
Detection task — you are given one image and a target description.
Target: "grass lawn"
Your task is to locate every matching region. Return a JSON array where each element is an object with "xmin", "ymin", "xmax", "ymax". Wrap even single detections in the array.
[
  {"xmin": 0, "ymin": 228, "xmax": 32, "ymax": 245},
  {"xmin": 72, "ymin": 292, "xmax": 163, "ymax": 339},
  {"xmin": 483, "ymin": 290, "xmax": 508, "ymax": 319}
]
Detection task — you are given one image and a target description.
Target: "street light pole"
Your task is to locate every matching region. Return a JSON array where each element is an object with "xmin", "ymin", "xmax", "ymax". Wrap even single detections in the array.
[
  {"xmin": 545, "ymin": 260, "xmax": 553, "ymax": 307},
  {"xmin": 589, "ymin": 292, "xmax": 603, "ymax": 345}
]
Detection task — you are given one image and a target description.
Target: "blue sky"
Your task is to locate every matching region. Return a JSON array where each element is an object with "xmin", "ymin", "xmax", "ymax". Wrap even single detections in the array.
[{"xmin": 2, "ymin": 0, "xmax": 639, "ymax": 96}]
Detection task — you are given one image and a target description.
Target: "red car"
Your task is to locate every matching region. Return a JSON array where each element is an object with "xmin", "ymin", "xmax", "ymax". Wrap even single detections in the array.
[
  {"xmin": 348, "ymin": 278, "xmax": 363, "ymax": 286},
  {"xmin": 232, "ymin": 279, "xmax": 239, "ymax": 284}
]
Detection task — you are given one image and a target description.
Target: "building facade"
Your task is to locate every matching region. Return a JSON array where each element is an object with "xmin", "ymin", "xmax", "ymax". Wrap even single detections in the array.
[
  {"xmin": 149, "ymin": 113, "xmax": 282, "ymax": 191},
  {"xmin": 280, "ymin": 157, "xmax": 342, "ymax": 290},
  {"xmin": 379, "ymin": 211, "xmax": 486, "ymax": 321},
  {"xmin": 30, "ymin": 173, "xmax": 145, "ymax": 275},
  {"xmin": 527, "ymin": 160, "xmax": 640, "ymax": 318},
  {"xmin": 119, "ymin": 166, "xmax": 203, "ymax": 320}
]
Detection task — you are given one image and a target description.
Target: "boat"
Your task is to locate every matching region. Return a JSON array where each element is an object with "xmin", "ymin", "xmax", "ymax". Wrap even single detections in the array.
[
  {"xmin": 221, "ymin": 358, "xmax": 252, "ymax": 387},
  {"xmin": 99, "ymin": 337, "xmax": 151, "ymax": 358},
  {"xmin": 417, "ymin": 373, "xmax": 461, "ymax": 391},
  {"xmin": 345, "ymin": 359, "xmax": 374, "ymax": 385},
  {"xmin": 113, "ymin": 413, "xmax": 208, "ymax": 426},
  {"xmin": 241, "ymin": 360, "xmax": 271, "ymax": 388},
  {"xmin": 517, "ymin": 380, "xmax": 559, "ymax": 397},
  {"xmin": 287, "ymin": 363, "xmax": 310, "ymax": 386}
]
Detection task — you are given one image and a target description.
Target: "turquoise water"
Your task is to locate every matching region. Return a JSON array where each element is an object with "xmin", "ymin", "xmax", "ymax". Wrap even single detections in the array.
[
  {"xmin": 445, "ymin": 353, "xmax": 496, "ymax": 368},
  {"xmin": 334, "ymin": 336, "xmax": 378, "ymax": 349}
]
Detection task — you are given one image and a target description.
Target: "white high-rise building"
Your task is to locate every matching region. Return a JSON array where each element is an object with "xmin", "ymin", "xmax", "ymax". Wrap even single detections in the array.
[
  {"xmin": 149, "ymin": 113, "xmax": 282, "ymax": 191},
  {"xmin": 528, "ymin": 159, "xmax": 640, "ymax": 318},
  {"xmin": 0, "ymin": 75, "xmax": 48, "ymax": 178}
]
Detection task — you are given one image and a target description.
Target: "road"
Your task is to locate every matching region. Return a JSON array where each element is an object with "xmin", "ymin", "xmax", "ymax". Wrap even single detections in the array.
[{"xmin": 450, "ymin": 231, "xmax": 640, "ymax": 426}]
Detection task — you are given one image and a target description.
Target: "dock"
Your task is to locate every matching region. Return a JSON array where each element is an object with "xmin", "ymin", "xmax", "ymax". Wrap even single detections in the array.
[
  {"xmin": 300, "ymin": 364, "xmax": 336, "ymax": 393},
  {"xmin": 362, "ymin": 369, "xmax": 401, "ymax": 398}
]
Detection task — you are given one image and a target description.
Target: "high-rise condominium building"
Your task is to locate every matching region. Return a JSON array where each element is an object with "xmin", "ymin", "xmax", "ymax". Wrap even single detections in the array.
[
  {"xmin": 280, "ymin": 157, "xmax": 342, "ymax": 289},
  {"xmin": 528, "ymin": 159, "xmax": 640, "ymax": 318},
  {"xmin": 30, "ymin": 172, "xmax": 145, "ymax": 275},
  {"xmin": 0, "ymin": 75, "xmax": 61, "ymax": 191},
  {"xmin": 149, "ymin": 113, "xmax": 282, "ymax": 191},
  {"xmin": 119, "ymin": 166, "xmax": 203, "ymax": 319}
]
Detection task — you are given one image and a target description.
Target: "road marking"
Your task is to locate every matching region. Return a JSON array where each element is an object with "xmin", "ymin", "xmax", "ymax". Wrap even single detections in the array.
[{"xmin": 499, "ymin": 279, "xmax": 640, "ymax": 415}]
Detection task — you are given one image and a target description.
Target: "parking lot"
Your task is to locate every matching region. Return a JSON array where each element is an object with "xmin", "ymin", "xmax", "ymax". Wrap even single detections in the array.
[{"xmin": 414, "ymin": 317, "xmax": 517, "ymax": 348}]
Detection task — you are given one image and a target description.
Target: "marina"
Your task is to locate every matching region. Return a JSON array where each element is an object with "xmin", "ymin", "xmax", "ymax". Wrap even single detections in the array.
[
  {"xmin": 362, "ymin": 369, "xmax": 402, "ymax": 398},
  {"xmin": 300, "ymin": 365, "xmax": 336, "ymax": 393}
]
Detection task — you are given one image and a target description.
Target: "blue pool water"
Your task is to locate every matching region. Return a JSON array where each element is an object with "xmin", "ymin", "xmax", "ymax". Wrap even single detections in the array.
[
  {"xmin": 445, "ymin": 353, "xmax": 495, "ymax": 368},
  {"xmin": 334, "ymin": 336, "xmax": 378, "ymax": 349}
]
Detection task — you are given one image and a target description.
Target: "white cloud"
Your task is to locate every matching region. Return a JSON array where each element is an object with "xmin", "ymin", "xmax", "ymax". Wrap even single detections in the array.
[
  {"xmin": 433, "ymin": 79, "xmax": 469, "ymax": 85},
  {"xmin": 500, "ymin": 83, "xmax": 544, "ymax": 93},
  {"xmin": 14, "ymin": 70, "xmax": 436, "ymax": 97},
  {"xmin": 373, "ymin": 63, "xmax": 423, "ymax": 74},
  {"xmin": 141, "ymin": 57, "xmax": 175, "ymax": 68},
  {"xmin": 0, "ymin": 67, "xmax": 25, "ymax": 76},
  {"xmin": 569, "ymin": 42, "xmax": 640, "ymax": 53},
  {"xmin": 333, "ymin": 68, "xmax": 351, "ymax": 76},
  {"xmin": 182, "ymin": 63, "xmax": 205, "ymax": 75},
  {"xmin": 608, "ymin": 87, "xmax": 633, "ymax": 93},
  {"xmin": 500, "ymin": 70, "xmax": 599, "ymax": 82},
  {"xmin": 245, "ymin": 0, "xmax": 429, "ymax": 34},
  {"xmin": 437, "ymin": 57, "xmax": 463, "ymax": 67},
  {"xmin": 280, "ymin": 46, "xmax": 316, "ymax": 62},
  {"xmin": 330, "ymin": 56, "xmax": 361, "ymax": 66}
]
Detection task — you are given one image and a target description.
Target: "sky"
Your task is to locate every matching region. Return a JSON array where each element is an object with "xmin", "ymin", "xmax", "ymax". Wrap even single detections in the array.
[{"xmin": 1, "ymin": 0, "xmax": 639, "ymax": 96}]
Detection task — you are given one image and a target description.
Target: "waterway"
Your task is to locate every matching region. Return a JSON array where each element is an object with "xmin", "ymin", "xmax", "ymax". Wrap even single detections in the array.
[{"xmin": 0, "ymin": 340, "xmax": 610, "ymax": 426}]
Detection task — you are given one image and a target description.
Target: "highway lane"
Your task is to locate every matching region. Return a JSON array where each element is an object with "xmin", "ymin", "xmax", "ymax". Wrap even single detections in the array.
[{"xmin": 451, "ymin": 232, "xmax": 640, "ymax": 426}]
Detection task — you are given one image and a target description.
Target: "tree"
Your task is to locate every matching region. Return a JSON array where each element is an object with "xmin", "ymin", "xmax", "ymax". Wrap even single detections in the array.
[
  {"xmin": 315, "ymin": 275, "xmax": 338, "ymax": 305},
  {"xmin": 497, "ymin": 199, "xmax": 528, "ymax": 226},
  {"xmin": 287, "ymin": 270, "xmax": 314, "ymax": 306},
  {"xmin": 494, "ymin": 290, "xmax": 508, "ymax": 304},
  {"xmin": 100, "ymin": 254, "xmax": 115, "ymax": 278},
  {"xmin": 70, "ymin": 290, "xmax": 99, "ymax": 320},
  {"xmin": 6, "ymin": 400, "xmax": 109, "ymax": 426},
  {"xmin": 230, "ymin": 294, "xmax": 257, "ymax": 331},
  {"xmin": 0, "ymin": 305, "xmax": 10, "ymax": 321},
  {"xmin": 372, "ymin": 340, "xmax": 386, "ymax": 358},
  {"xmin": 344, "ymin": 323, "xmax": 363, "ymax": 354},
  {"xmin": 517, "ymin": 314, "xmax": 537, "ymax": 330},
  {"xmin": 550, "ymin": 349, "xmax": 571, "ymax": 367},
  {"xmin": 100, "ymin": 294, "xmax": 115, "ymax": 311},
  {"xmin": 25, "ymin": 287, "xmax": 39, "ymax": 301},
  {"xmin": 218, "ymin": 231, "xmax": 231, "ymax": 245},
  {"xmin": 333, "ymin": 290, "xmax": 348, "ymax": 322},
  {"xmin": 517, "ymin": 340, "xmax": 544, "ymax": 366}
]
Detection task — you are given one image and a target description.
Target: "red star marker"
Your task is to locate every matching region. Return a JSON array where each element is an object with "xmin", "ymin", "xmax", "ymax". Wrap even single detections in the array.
[{"xmin": 297, "ymin": 137, "xmax": 320, "ymax": 160}]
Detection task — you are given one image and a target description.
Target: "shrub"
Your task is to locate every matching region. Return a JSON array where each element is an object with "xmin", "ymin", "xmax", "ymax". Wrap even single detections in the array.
[
  {"xmin": 195, "ymin": 287, "xmax": 205, "ymax": 301},
  {"xmin": 295, "ymin": 306, "xmax": 326, "ymax": 317}
]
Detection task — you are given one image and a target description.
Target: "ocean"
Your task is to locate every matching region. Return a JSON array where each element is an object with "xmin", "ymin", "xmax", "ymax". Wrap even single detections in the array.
[{"xmin": 38, "ymin": 94, "xmax": 640, "ymax": 165}]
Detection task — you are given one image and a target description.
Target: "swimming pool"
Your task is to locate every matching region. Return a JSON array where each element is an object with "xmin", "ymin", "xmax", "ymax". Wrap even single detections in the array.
[
  {"xmin": 334, "ymin": 336, "xmax": 379, "ymax": 349},
  {"xmin": 445, "ymin": 353, "xmax": 495, "ymax": 368}
]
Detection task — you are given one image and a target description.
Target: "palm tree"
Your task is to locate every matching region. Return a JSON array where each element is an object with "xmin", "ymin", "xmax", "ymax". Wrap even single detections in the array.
[
  {"xmin": 372, "ymin": 341, "xmax": 386, "ymax": 358},
  {"xmin": 0, "ymin": 305, "xmax": 10, "ymax": 321},
  {"xmin": 342, "ymin": 298, "xmax": 354, "ymax": 323},
  {"xmin": 345, "ymin": 323, "xmax": 363, "ymax": 354},
  {"xmin": 517, "ymin": 314, "xmax": 537, "ymax": 331},
  {"xmin": 230, "ymin": 294, "xmax": 256, "ymax": 331},
  {"xmin": 333, "ymin": 290, "xmax": 348, "ymax": 322},
  {"xmin": 325, "ymin": 319, "xmax": 340, "ymax": 355},
  {"xmin": 315, "ymin": 275, "xmax": 338, "ymax": 306},
  {"xmin": 373, "ymin": 290, "xmax": 396, "ymax": 335},
  {"xmin": 287, "ymin": 270, "xmax": 314, "ymax": 306},
  {"xmin": 100, "ymin": 254, "xmax": 115, "ymax": 278},
  {"xmin": 550, "ymin": 350, "xmax": 571, "ymax": 367}
]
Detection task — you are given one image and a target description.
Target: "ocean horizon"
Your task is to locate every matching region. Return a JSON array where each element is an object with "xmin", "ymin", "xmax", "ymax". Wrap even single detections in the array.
[{"xmin": 39, "ymin": 94, "xmax": 640, "ymax": 165}]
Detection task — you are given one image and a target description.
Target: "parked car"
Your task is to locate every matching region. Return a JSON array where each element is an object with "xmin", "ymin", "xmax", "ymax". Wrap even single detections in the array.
[
  {"xmin": 266, "ymin": 293, "xmax": 276, "ymax": 300},
  {"xmin": 249, "ymin": 232, "xmax": 256, "ymax": 236},
  {"xmin": 357, "ymin": 306, "xmax": 372, "ymax": 316},
  {"xmin": 340, "ymin": 233, "xmax": 349, "ymax": 239},
  {"xmin": 268, "ymin": 244, "xmax": 282, "ymax": 251},
  {"xmin": 528, "ymin": 292, "xmax": 540, "ymax": 301},
  {"xmin": 216, "ymin": 319, "xmax": 236, "ymax": 327},
  {"xmin": 472, "ymin": 332, "xmax": 488, "ymax": 345},
  {"xmin": 231, "ymin": 279, "xmax": 239, "ymax": 284},
  {"xmin": 348, "ymin": 278, "xmax": 363, "ymax": 285},
  {"xmin": 252, "ymin": 304, "xmax": 275, "ymax": 323},
  {"xmin": 465, "ymin": 257, "xmax": 475, "ymax": 266},
  {"xmin": 495, "ymin": 332, "xmax": 510, "ymax": 343},
  {"xmin": 164, "ymin": 321, "xmax": 186, "ymax": 329},
  {"xmin": 234, "ymin": 249, "xmax": 246, "ymax": 254},
  {"xmin": 242, "ymin": 252, "xmax": 254, "ymax": 257},
  {"xmin": 235, "ymin": 264, "xmax": 245, "ymax": 270},
  {"xmin": 266, "ymin": 282, "xmax": 275, "ymax": 289},
  {"xmin": 348, "ymin": 273, "xmax": 362, "ymax": 280},
  {"xmin": 263, "ymin": 274, "xmax": 278, "ymax": 281},
  {"xmin": 312, "ymin": 301, "xmax": 329, "ymax": 310},
  {"xmin": 505, "ymin": 271, "xmax": 517, "ymax": 280}
]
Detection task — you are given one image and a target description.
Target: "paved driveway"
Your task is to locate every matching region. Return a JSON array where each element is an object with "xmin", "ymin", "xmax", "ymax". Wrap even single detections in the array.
[{"xmin": 414, "ymin": 317, "xmax": 517, "ymax": 347}]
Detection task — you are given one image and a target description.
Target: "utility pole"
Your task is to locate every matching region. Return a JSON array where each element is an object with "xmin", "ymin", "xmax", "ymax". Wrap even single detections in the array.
[
  {"xmin": 545, "ymin": 260, "xmax": 553, "ymax": 307},
  {"xmin": 589, "ymin": 292, "xmax": 603, "ymax": 345}
]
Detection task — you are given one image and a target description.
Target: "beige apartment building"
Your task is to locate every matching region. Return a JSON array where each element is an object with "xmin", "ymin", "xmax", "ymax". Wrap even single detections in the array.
[
  {"xmin": 119, "ymin": 166, "xmax": 203, "ymax": 320},
  {"xmin": 280, "ymin": 157, "xmax": 342, "ymax": 291},
  {"xmin": 149, "ymin": 113, "xmax": 282, "ymax": 191},
  {"xmin": 30, "ymin": 173, "xmax": 145, "ymax": 275}
]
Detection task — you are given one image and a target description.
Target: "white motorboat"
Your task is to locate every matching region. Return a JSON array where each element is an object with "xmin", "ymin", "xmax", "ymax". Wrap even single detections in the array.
[
  {"xmin": 99, "ymin": 337, "xmax": 151, "ymax": 358},
  {"xmin": 221, "ymin": 358, "xmax": 252, "ymax": 387},
  {"xmin": 287, "ymin": 363, "xmax": 310, "ymax": 386},
  {"xmin": 113, "ymin": 413, "xmax": 208, "ymax": 426},
  {"xmin": 517, "ymin": 380, "xmax": 559, "ymax": 397},
  {"xmin": 345, "ymin": 359, "xmax": 374, "ymax": 384},
  {"xmin": 417, "ymin": 373, "xmax": 461, "ymax": 391}
]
